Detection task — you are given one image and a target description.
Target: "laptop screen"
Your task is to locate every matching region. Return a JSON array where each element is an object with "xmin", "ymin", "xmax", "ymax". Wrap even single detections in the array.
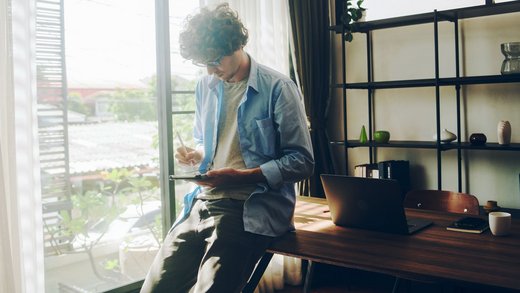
[{"xmin": 320, "ymin": 174, "xmax": 430, "ymax": 235}]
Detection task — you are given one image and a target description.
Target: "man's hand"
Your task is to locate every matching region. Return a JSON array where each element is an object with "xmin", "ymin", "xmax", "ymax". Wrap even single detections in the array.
[
  {"xmin": 195, "ymin": 167, "xmax": 266, "ymax": 188},
  {"xmin": 175, "ymin": 146, "xmax": 203, "ymax": 166}
]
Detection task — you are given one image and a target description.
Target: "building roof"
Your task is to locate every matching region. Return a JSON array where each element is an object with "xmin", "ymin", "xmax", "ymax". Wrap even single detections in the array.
[{"xmin": 68, "ymin": 121, "xmax": 159, "ymax": 175}]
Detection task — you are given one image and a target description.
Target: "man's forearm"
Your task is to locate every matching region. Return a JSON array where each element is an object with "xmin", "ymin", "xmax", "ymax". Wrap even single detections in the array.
[
  {"xmin": 237, "ymin": 167, "xmax": 267, "ymax": 184},
  {"xmin": 200, "ymin": 167, "xmax": 267, "ymax": 187}
]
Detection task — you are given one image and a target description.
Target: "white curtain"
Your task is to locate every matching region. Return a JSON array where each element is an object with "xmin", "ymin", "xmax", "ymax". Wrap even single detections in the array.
[
  {"xmin": 228, "ymin": 0, "xmax": 291, "ymax": 77},
  {"xmin": 200, "ymin": 1, "xmax": 302, "ymax": 292},
  {"xmin": 202, "ymin": 0, "xmax": 291, "ymax": 77},
  {"xmin": 0, "ymin": 0, "xmax": 45, "ymax": 293}
]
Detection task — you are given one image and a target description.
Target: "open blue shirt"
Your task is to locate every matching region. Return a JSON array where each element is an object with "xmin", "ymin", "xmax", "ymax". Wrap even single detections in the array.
[{"xmin": 177, "ymin": 57, "xmax": 314, "ymax": 237}]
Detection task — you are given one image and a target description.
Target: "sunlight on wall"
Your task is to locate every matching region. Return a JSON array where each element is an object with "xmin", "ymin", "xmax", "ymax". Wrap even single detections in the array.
[{"xmin": 366, "ymin": 0, "xmax": 491, "ymax": 20}]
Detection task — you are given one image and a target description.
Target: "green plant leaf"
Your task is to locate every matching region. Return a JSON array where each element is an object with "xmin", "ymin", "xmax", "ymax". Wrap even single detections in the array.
[
  {"xmin": 103, "ymin": 259, "xmax": 119, "ymax": 271},
  {"xmin": 341, "ymin": 0, "xmax": 365, "ymax": 42}
]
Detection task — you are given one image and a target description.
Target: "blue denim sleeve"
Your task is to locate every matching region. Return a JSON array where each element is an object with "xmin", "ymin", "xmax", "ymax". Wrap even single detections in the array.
[
  {"xmin": 260, "ymin": 81, "xmax": 314, "ymax": 189},
  {"xmin": 193, "ymin": 80, "xmax": 204, "ymax": 146}
]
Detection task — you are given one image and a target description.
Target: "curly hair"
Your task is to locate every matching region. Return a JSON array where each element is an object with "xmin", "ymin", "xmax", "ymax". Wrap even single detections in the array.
[{"xmin": 179, "ymin": 3, "xmax": 248, "ymax": 63}]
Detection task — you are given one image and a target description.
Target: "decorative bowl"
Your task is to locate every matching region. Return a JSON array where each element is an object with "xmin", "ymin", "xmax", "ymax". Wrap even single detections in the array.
[
  {"xmin": 433, "ymin": 129, "xmax": 456, "ymax": 143},
  {"xmin": 469, "ymin": 133, "xmax": 487, "ymax": 145},
  {"xmin": 374, "ymin": 130, "xmax": 390, "ymax": 143}
]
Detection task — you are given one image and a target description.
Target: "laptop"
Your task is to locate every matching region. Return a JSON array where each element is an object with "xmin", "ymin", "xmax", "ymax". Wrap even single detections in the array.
[{"xmin": 320, "ymin": 174, "xmax": 432, "ymax": 235}]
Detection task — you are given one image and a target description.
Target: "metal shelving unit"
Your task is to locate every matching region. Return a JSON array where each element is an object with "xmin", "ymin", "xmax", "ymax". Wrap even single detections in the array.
[{"xmin": 333, "ymin": 1, "xmax": 520, "ymax": 191}]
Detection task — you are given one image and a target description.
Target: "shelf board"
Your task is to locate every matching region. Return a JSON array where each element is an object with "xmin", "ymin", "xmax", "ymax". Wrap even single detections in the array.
[
  {"xmin": 330, "ymin": 140, "xmax": 520, "ymax": 151},
  {"xmin": 342, "ymin": 78, "xmax": 437, "ymax": 89},
  {"xmin": 337, "ymin": 74, "xmax": 520, "ymax": 90},
  {"xmin": 455, "ymin": 74, "xmax": 520, "ymax": 85},
  {"xmin": 445, "ymin": 142, "xmax": 520, "ymax": 151},
  {"xmin": 331, "ymin": 140, "xmax": 439, "ymax": 149},
  {"xmin": 330, "ymin": 1, "xmax": 520, "ymax": 33}
]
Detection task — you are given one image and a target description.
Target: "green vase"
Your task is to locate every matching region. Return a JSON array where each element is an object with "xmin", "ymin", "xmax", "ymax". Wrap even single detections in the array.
[{"xmin": 359, "ymin": 125, "xmax": 368, "ymax": 143}]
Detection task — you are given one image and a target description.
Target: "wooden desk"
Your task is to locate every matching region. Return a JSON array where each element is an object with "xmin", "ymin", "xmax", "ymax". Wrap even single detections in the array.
[{"xmin": 244, "ymin": 196, "xmax": 520, "ymax": 292}]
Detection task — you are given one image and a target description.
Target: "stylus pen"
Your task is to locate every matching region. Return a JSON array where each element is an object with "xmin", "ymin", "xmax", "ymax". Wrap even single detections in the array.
[
  {"xmin": 175, "ymin": 131, "xmax": 194, "ymax": 166},
  {"xmin": 175, "ymin": 130, "xmax": 187, "ymax": 154}
]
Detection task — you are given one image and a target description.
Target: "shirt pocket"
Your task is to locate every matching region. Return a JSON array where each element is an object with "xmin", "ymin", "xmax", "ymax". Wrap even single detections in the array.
[{"xmin": 254, "ymin": 118, "xmax": 276, "ymax": 157}]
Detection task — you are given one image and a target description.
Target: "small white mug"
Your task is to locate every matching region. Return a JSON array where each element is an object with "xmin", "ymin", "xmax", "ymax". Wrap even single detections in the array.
[{"xmin": 488, "ymin": 212, "xmax": 512, "ymax": 236}]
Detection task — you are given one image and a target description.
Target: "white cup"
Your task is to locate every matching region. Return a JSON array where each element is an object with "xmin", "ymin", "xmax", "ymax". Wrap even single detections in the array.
[{"xmin": 488, "ymin": 212, "xmax": 512, "ymax": 236}]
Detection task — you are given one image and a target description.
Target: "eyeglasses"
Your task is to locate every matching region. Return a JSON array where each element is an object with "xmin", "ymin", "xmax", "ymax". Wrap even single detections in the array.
[{"xmin": 192, "ymin": 56, "xmax": 223, "ymax": 67}]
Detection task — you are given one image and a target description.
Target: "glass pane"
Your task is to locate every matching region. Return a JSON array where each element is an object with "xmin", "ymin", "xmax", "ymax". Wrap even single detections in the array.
[
  {"xmin": 171, "ymin": 112, "xmax": 198, "ymax": 218},
  {"xmin": 169, "ymin": 2, "xmax": 205, "ymax": 91},
  {"xmin": 172, "ymin": 92, "xmax": 196, "ymax": 113},
  {"xmin": 169, "ymin": 1, "xmax": 205, "ymax": 218},
  {"xmin": 41, "ymin": 0, "xmax": 161, "ymax": 291}
]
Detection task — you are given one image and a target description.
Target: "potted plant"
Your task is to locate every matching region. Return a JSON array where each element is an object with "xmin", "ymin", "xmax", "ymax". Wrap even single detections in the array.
[{"xmin": 338, "ymin": 0, "xmax": 366, "ymax": 42}]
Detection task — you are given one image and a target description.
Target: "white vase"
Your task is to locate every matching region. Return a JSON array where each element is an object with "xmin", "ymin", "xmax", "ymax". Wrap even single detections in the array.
[{"xmin": 497, "ymin": 120, "xmax": 511, "ymax": 145}]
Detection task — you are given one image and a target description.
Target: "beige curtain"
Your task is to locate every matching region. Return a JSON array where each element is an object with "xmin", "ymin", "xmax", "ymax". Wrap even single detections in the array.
[{"xmin": 0, "ymin": 1, "xmax": 45, "ymax": 292}]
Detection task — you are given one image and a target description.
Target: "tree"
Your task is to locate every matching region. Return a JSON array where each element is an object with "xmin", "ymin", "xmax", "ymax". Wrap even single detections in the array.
[
  {"xmin": 109, "ymin": 88, "xmax": 156, "ymax": 121},
  {"xmin": 59, "ymin": 168, "xmax": 161, "ymax": 281},
  {"xmin": 68, "ymin": 92, "xmax": 91, "ymax": 115}
]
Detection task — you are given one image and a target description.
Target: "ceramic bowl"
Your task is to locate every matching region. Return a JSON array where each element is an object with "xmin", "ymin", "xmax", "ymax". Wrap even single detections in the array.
[
  {"xmin": 374, "ymin": 130, "xmax": 390, "ymax": 143},
  {"xmin": 469, "ymin": 133, "xmax": 487, "ymax": 145}
]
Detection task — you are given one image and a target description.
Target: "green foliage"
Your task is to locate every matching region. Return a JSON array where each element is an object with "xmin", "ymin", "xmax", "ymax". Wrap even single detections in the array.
[
  {"xmin": 68, "ymin": 93, "xmax": 91, "ymax": 115},
  {"xmin": 103, "ymin": 259, "xmax": 119, "ymax": 271},
  {"xmin": 151, "ymin": 132, "xmax": 159, "ymax": 150},
  {"xmin": 109, "ymin": 88, "xmax": 156, "ymax": 121},
  {"xmin": 107, "ymin": 74, "xmax": 198, "ymax": 122},
  {"xmin": 60, "ymin": 190, "xmax": 124, "ymax": 242},
  {"xmin": 341, "ymin": 0, "xmax": 366, "ymax": 42},
  {"xmin": 60, "ymin": 210, "xmax": 85, "ymax": 237},
  {"xmin": 146, "ymin": 75, "xmax": 157, "ymax": 98},
  {"xmin": 152, "ymin": 214, "xmax": 162, "ymax": 239},
  {"xmin": 58, "ymin": 168, "xmax": 162, "ymax": 278},
  {"xmin": 101, "ymin": 168, "xmax": 133, "ymax": 186}
]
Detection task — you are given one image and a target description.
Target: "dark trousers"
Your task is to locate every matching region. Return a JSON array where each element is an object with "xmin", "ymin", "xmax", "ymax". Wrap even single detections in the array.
[{"xmin": 140, "ymin": 198, "xmax": 273, "ymax": 293}]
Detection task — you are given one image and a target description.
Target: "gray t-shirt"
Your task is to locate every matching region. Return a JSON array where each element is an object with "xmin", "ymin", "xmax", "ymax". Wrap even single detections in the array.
[{"xmin": 197, "ymin": 78, "xmax": 257, "ymax": 200}]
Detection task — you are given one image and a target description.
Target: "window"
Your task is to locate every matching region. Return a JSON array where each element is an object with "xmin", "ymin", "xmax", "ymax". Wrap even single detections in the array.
[
  {"xmin": 168, "ymin": 1, "xmax": 205, "ymax": 217},
  {"xmin": 37, "ymin": 0, "xmax": 199, "ymax": 291}
]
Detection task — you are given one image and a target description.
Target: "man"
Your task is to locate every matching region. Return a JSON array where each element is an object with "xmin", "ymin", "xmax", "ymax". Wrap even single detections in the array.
[{"xmin": 141, "ymin": 3, "xmax": 314, "ymax": 293}]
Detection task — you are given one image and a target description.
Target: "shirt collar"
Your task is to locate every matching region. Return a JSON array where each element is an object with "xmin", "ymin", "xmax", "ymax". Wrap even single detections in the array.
[{"xmin": 247, "ymin": 55, "xmax": 259, "ymax": 93}]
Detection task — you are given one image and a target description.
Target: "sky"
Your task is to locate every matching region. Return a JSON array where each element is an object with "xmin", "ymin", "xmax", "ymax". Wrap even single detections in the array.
[{"xmin": 65, "ymin": 0, "xmax": 199, "ymax": 88}]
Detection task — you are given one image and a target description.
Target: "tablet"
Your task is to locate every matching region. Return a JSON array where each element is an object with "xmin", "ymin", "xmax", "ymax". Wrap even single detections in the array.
[{"xmin": 169, "ymin": 174, "xmax": 208, "ymax": 181}]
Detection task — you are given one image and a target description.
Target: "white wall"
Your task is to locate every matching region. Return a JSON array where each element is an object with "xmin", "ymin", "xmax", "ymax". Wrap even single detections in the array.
[{"xmin": 329, "ymin": 4, "xmax": 520, "ymax": 208}]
